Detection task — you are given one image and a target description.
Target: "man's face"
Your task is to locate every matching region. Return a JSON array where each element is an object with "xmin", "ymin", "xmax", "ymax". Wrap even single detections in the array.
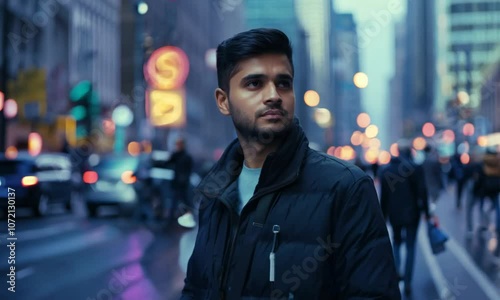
[{"xmin": 216, "ymin": 54, "xmax": 295, "ymax": 142}]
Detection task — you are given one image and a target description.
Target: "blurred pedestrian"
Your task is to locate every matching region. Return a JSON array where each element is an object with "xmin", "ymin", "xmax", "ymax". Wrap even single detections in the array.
[
  {"xmin": 472, "ymin": 147, "xmax": 500, "ymax": 253},
  {"xmin": 181, "ymin": 28, "xmax": 400, "ymax": 300},
  {"xmin": 450, "ymin": 153, "xmax": 466, "ymax": 208},
  {"xmin": 380, "ymin": 143, "xmax": 432, "ymax": 296},
  {"xmin": 422, "ymin": 145, "xmax": 444, "ymax": 208},
  {"xmin": 166, "ymin": 137, "xmax": 194, "ymax": 227}
]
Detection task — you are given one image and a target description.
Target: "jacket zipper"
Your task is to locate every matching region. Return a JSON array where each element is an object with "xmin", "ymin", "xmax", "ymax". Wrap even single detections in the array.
[
  {"xmin": 219, "ymin": 198, "xmax": 239, "ymax": 299},
  {"xmin": 217, "ymin": 173, "xmax": 299, "ymax": 299}
]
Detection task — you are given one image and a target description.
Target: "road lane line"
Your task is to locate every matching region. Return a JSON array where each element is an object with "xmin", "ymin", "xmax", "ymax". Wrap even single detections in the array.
[
  {"xmin": 18, "ymin": 222, "xmax": 79, "ymax": 241},
  {"xmin": 418, "ymin": 226, "xmax": 452, "ymax": 300},
  {"xmin": 16, "ymin": 267, "xmax": 35, "ymax": 279},
  {"xmin": 446, "ymin": 236, "xmax": 500, "ymax": 300}
]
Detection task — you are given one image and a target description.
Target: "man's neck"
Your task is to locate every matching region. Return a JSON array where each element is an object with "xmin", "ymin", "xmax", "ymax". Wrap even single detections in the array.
[{"xmin": 238, "ymin": 136, "xmax": 283, "ymax": 169}]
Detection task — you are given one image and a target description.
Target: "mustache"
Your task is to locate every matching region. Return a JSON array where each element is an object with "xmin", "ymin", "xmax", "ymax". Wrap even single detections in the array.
[{"xmin": 256, "ymin": 104, "xmax": 288, "ymax": 117}]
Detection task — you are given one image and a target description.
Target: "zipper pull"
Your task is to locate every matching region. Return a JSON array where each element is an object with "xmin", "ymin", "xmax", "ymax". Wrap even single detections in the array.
[{"xmin": 269, "ymin": 225, "xmax": 280, "ymax": 283}]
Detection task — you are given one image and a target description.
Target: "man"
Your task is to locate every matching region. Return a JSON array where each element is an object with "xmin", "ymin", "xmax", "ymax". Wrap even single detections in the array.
[
  {"xmin": 181, "ymin": 28, "xmax": 400, "ymax": 299},
  {"xmin": 380, "ymin": 143, "xmax": 431, "ymax": 296},
  {"xmin": 422, "ymin": 145, "xmax": 444, "ymax": 208},
  {"xmin": 166, "ymin": 138, "xmax": 194, "ymax": 226}
]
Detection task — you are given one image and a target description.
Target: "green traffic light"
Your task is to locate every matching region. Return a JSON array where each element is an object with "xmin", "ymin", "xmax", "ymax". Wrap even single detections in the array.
[
  {"xmin": 70, "ymin": 80, "xmax": 92, "ymax": 102},
  {"xmin": 70, "ymin": 105, "xmax": 87, "ymax": 121}
]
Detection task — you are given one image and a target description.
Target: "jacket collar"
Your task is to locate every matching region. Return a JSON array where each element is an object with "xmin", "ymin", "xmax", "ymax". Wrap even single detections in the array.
[{"xmin": 196, "ymin": 117, "xmax": 309, "ymax": 199}]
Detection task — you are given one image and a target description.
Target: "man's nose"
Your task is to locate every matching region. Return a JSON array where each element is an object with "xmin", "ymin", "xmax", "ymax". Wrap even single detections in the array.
[{"xmin": 264, "ymin": 83, "xmax": 281, "ymax": 103}]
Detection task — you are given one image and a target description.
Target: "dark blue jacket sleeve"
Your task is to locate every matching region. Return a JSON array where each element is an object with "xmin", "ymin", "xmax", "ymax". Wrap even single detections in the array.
[{"xmin": 334, "ymin": 177, "xmax": 401, "ymax": 299}]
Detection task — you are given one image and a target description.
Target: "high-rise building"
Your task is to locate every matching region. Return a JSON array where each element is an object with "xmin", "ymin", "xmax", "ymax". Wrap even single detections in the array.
[
  {"xmin": 389, "ymin": 21, "xmax": 406, "ymax": 142},
  {"xmin": 480, "ymin": 47, "xmax": 500, "ymax": 132},
  {"xmin": 332, "ymin": 13, "xmax": 361, "ymax": 146},
  {"xmin": 402, "ymin": 0, "xmax": 436, "ymax": 133},
  {"xmin": 295, "ymin": 0, "xmax": 334, "ymax": 149},
  {"xmin": 447, "ymin": 0, "xmax": 500, "ymax": 109},
  {"xmin": 243, "ymin": 0, "xmax": 318, "ymax": 145},
  {"xmin": 1, "ymin": 0, "xmax": 121, "ymax": 150}
]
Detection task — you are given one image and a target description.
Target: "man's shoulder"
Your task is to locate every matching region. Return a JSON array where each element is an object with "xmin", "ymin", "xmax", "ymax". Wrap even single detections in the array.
[{"xmin": 302, "ymin": 148, "xmax": 369, "ymax": 185}]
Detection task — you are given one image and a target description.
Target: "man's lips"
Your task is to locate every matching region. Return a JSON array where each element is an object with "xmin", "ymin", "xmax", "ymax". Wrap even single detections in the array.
[{"xmin": 261, "ymin": 109, "xmax": 284, "ymax": 117}]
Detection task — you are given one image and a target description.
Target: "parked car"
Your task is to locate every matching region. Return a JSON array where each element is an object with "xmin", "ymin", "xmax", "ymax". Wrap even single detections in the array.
[
  {"xmin": 0, "ymin": 152, "xmax": 75, "ymax": 217},
  {"xmin": 82, "ymin": 154, "xmax": 141, "ymax": 217}
]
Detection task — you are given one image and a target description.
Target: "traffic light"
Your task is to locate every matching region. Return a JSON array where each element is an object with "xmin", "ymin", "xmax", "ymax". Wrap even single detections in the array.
[{"xmin": 69, "ymin": 81, "xmax": 92, "ymax": 138}]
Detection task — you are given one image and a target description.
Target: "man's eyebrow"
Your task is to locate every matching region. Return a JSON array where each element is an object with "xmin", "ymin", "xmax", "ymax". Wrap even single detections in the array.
[
  {"xmin": 276, "ymin": 74, "xmax": 293, "ymax": 80},
  {"xmin": 241, "ymin": 74, "xmax": 267, "ymax": 82},
  {"xmin": 241, "ymin": 73, "xmax": 293, "ymax": 82}
]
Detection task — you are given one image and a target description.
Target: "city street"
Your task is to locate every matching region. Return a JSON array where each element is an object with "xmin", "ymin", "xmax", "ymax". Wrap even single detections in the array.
[
  {"xmin": 0, "ymin": 183, "xmax": 500, "ymax": 299},
  {"xmin": 0, "ymin": 200, "xmax": 196, "ymax": 300}
]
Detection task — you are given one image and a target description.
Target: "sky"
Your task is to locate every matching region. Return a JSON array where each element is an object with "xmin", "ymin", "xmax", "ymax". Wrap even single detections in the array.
[{"xmin": 335, "ymin": 0, "xmax": 407, "ymax": 148}]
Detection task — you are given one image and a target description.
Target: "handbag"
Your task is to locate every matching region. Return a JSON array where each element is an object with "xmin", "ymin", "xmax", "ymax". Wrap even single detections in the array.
[{"xmin": 427, "ymin": 217, "xmax": 448, "ymax": 255}]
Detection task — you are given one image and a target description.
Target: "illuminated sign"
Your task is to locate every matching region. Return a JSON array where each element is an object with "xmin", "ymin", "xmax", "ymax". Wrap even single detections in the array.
[
  {"xmin": 144, "ymin": 46, "xmax": 190, "ymax": 90},
  {"xmin": 146, "ymin": 88, "xmax": 186, "ymax": 127}
]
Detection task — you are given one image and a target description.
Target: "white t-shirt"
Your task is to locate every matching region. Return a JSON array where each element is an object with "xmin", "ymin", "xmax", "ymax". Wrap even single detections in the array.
[{"xmin": 237, "ymin": 163, "xmax": 262, "ymax": 214}]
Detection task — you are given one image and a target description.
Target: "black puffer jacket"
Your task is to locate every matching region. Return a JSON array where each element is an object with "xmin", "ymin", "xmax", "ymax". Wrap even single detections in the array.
[{"xmin": 181, "ymin": 119, "xmax": 400, "ymax": 300}]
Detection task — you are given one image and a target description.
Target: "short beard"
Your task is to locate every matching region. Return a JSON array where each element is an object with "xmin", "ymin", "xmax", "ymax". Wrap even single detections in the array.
[{"xmin": 229, "ymin": 104, "xmax": 291, "ymax": 146}]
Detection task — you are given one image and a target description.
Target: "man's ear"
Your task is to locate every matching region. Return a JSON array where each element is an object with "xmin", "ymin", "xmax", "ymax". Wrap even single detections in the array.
[{"xmin": 215, "ymin": 88, "xmax": 230, "ymax": 116}]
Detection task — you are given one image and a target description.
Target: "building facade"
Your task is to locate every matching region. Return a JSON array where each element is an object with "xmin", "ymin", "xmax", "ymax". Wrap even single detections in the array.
[
  {"xmin": 402, "ymin": 0, "xmax": 436, "ymax": 133},
  {"xmin": 447, "ymin": 0, "xmax": 500, "ymax": 108},
  {"xmin": 332, "ymin": 13, "xmax": 362, "ymax": 146},
  {"xmin": 1, "ymin": 0, "xmax": 121, "ymax": 151}
]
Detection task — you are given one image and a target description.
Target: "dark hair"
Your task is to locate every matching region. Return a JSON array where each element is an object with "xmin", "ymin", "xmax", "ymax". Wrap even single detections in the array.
[{"xmin": 216, "ymin": 28, "xmax": 294, "ymax": 92}]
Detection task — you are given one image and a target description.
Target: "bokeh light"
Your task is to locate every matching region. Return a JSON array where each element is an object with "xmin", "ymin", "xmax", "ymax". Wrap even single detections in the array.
[
  {"xmin": 442, "ymin": 129, "xmax": 455, "ymax": 143},
  {"xmin": 390, "ymin": 143, "xmax": 399, "ymax": 157},
  {"xmin": 350, "ymin": 131, "xmax": 363, "ymax": 146},
  {"xmin": 422, "ymin": 122, "xmax": 435, "ymax": 137},
  {"xmin": 5, "ymin": 146, "xmax": 18, "ymax": 159},
  {"xmin": 28, "ymin": 132, "xmax": 42, "ymax": 156},
  {"xmin": 365, "ymin": 149, "xmax": 379, "ymax": 164},
  {"xmin": 462, "ymin": 123, "xmax": 474, "ymax": 136},
  {"xmin": 413, "ymin": 137, "xmax": 427, "ymax": 151},
  {"xmin": 356, "ymin": 113, "xmax": 371, "ymax": 128},
  {"xmin": 128, "ymin": 141, "xmax": 141, "ymax": 156},
  {"xmin": 353, "ymin": 72, "xmax": 369, "ymax": 88},
  {"xmin": 378, "ymin": 151, "xmax": 391, "ymax": 165},
  {"xmin": 460, "ymin": 153, "xmax": 470, "ymax": 164},
  {"xmin": 304, "ymin": 90, "xmax": 320, "ymax": 107},
  {"xmin": 477, "ymin": 136, "xmax": 487, "ymax": 147},
  {"xmin": 457, "ymin": 91, "xmax": 469, "ymax": 105},
  {"xmin": 365, "ymin": 125, "xmax": 379, "ymax": 139}
]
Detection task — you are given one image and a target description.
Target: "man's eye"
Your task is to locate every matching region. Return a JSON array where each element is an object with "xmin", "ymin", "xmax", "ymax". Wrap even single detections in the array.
[
  {"xmin": 277, "ymin": 80, "xmax": 292, "ymax": 88},
  {"xmin": 246, "ymin": 80, "xmax": 261, "ymax": 88}
]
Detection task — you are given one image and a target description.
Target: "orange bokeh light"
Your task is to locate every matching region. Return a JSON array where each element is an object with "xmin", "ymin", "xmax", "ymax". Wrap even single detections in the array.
[
  {"xmin": 5, "ymin": 146, "xmax": 18, "ymax": 159},
  {"xmin": 413, "ymin": 137, "xmax": 427, "ymax": 151},
  {"xmin": 365, "ymin": 149, "xmax": 379, "ymax": 164},
  {"xmin": 477, "ymin": 136, "xmax": 488, "ymax": 147},
  {"xmin": 460, "ymin": 153, "xmax": 470, "ymax": 164},
  {"xmin": 378, "ymin": 151, "xmax": 391, "ymax": 165},
  {"xmin": 327, "ymin": 146, "xmax": 335, "ymax": 156},
  {"xmin": 128, "ymin": 142, "xmax": 141, "ymax": 156},
  {"xmin": 357, "ymin": 113, "xmax": 371, "ymax": 128},
  {"xmin": 390, "ymin": 143, "xmax": 399, "ymax": 157},
  {"xmin": 422, "ymin": 122, "xmax": 435, "ymax": 137},
  {"xmin": 462, "ymin": 123, "xmax": 475, "ymax": 136},
  {"xmin": 351, "ymin": 131, "xmax": 363, "ymax": 146}
]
